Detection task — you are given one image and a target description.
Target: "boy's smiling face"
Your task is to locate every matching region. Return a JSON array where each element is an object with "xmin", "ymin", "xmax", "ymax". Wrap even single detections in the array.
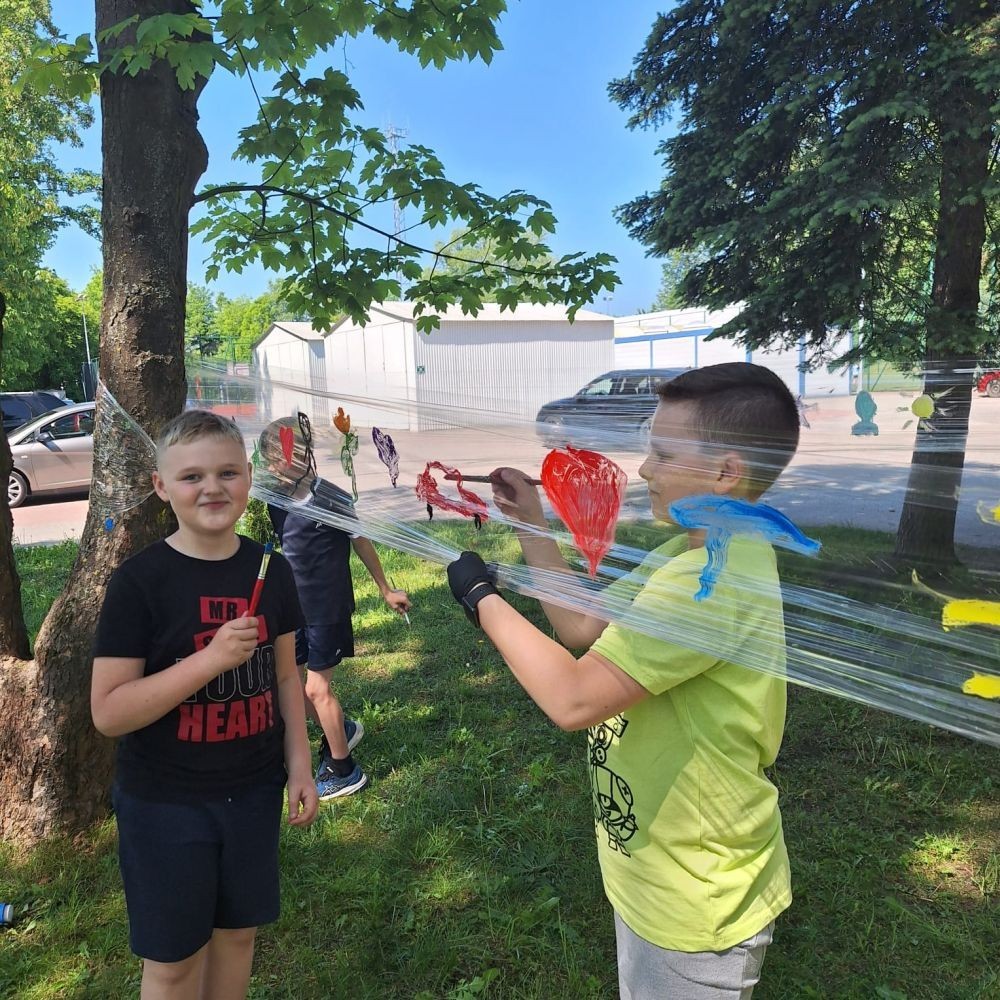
[
  {"xmin": 638, "ymin": 401, "xmax": 744, "ymax": 524},
  {"xmin": 153, "ymin": 435, "xmax": 252, "ymax": 540}
]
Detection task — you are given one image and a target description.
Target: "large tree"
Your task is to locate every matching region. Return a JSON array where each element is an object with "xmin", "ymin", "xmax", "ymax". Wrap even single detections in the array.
[
  {"xmin": 184, "ymin": 281, "xmax": 220, "ymax": 357},
  {"xmin": 612, "ymin": 0, "xmax": 1000, "ymax": 565},
  {"xmin": 0, "ymin": 0, "xmax": 97, "ymax": 826},
  {"xmin": 649, "ymin": 247, "xmax": 710, "ymax": 312},
  {"xmin": 215, "ymin": 282, "xmax": 292, "ymax": 362},
  {"xmin": 0, "ymin": 0, "xmax": 617, "ymax": 846}
]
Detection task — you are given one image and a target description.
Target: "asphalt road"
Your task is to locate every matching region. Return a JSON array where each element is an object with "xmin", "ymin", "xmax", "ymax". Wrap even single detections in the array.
[{"xmin": 11, "ymin": 390, "xmax": 1000, "ymax": 556}]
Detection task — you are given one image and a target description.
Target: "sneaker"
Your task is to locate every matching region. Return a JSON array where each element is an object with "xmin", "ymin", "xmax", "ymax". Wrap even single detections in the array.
[
  {"xmin": 317, "ymin": 719, "xmax": 365, "ymax": 776},
  {"xmin": 344, "ymin": 717, "xmax": 364, "ymax": 752},
  {"xmin": 316, "ymin": 763, "xmax": 368, "ymax": 800}
]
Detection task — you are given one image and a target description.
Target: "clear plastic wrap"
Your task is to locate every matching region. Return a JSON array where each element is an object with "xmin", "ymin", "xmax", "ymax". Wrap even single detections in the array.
[{"xmin": 90, "ymin": 357, "xmax": 1000, "ymax": 746}]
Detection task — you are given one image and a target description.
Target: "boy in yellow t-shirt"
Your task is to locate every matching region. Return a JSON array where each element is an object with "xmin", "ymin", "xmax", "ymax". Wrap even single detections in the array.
[{"xmin": 446, "ymin": 363, "xmax": 800, "ymax": 999}]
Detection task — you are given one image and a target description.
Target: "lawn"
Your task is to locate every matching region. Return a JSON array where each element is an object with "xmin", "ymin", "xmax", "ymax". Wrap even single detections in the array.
[{"xmin": 2, "ymin": 524, "xmax": 998, "ymax": 999}]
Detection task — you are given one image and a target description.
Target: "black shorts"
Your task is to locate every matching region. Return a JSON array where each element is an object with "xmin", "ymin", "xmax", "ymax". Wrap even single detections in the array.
[
  {"xmin": 112, "ymin": 780, "xmax": 284, "ymax": 963},
  {"xmin": 295, "ymin": 621, "xmax": 354, "ymax": 671}
]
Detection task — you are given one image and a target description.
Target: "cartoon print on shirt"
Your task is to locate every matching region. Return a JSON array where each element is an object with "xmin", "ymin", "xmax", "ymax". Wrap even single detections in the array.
[
  {"xmin": 589, "ymin": 714, "xmax": 637, "ymax": 856},
  {"xmin": 176, "ymin": 594, "xmax": 277, "ymax": 743}
]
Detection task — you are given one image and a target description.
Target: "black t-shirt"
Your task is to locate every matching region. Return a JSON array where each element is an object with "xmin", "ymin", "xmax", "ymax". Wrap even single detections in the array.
[
  {"xmin": 268, "ymin": 503, "xmax": 356, "ymax": 624},
  {"xmin": 93, "ymin": 537, "xmax": 303, "ymax": 801}
]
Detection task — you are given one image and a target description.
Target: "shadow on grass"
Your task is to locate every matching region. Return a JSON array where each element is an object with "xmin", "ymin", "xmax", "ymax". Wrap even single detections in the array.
[{"xmin": 4, "ymin": 522, "xmax": 1000, "ymax": 999}]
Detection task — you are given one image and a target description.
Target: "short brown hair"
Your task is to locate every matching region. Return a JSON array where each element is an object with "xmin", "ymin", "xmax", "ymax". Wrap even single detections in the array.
[
  {"xmin": 656, "ymin": 362, "xmax": 800, "ymax": 493},
  {"xmin": 156, "ymin": 409, "xmax": 246, "ymax": 465}
]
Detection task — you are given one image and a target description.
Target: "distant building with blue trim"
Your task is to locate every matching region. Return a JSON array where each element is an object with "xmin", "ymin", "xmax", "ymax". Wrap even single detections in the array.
[{"xmin": 614, "ymin": 307, "xmax": 857, "ymax": 397}]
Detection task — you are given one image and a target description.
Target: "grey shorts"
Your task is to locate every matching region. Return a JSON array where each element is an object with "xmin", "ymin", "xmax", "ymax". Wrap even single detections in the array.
[{"xmin": 615, "ymin": 912, "xmax": 773, "ymax": 1000}]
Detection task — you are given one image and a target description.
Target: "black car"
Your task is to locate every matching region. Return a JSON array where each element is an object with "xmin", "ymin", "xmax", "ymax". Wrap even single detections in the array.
[
  {"xmin": 2, "ymin": 391, "xmax": 72, "ymax": 435},
  {"xmin": 536, "ymin": 368, "xmax": 689, "ymax": 446}
]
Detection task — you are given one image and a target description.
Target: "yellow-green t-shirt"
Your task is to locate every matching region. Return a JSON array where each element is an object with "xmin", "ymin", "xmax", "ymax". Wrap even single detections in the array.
[{"xmin": 589, "ymin": 533, "xmax": 792, "ymax": 952}]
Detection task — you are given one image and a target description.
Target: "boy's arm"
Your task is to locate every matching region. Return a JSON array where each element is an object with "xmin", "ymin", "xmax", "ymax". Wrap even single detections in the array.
[
  {"xmin": 490, "ymin": 468, "xmax": 607, "ymax": 649},
  {"xmin": 448, "ymin": 553, "xmax": 648, "ymax": 730},
  {"xmin": 351, "ymin": 537, "xmax": 411, "ymax": 614},
  {"xmin": 274, "ymin": 631, "xmax": 318, "ymax": 826},
  {"xmin": 91, "ymin": 617, "xmax": 261, "ymax": 738}
]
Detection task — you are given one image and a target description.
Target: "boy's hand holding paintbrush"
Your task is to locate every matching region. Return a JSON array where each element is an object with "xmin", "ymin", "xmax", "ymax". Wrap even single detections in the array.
[{"xmin": 201, "ymin": 541, "xmax": 272, "ymax": 672}]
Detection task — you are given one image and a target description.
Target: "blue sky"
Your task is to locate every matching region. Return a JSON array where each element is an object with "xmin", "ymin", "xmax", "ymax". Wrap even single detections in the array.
[{"xmin": 46, "ymin": 2, "xmax": 674, "ymax": 316}]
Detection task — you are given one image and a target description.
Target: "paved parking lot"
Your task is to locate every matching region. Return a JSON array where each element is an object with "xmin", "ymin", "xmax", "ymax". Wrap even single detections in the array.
[{"xmin": 11, "ymin": 390, "xmax": 1000, "ymax": 554}]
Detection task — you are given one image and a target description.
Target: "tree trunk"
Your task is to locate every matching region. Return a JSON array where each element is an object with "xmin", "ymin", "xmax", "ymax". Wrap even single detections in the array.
[
  {"xmin": 894, "ymin": 8, "xmax": 992, "ymax": 567},
  {"xmin": 0, "ymin": 293, "xmax": 32, "ymax": 661},
  {"xmin": 0, "ymin": 0, "xmax": 208, "ymax": 847}
]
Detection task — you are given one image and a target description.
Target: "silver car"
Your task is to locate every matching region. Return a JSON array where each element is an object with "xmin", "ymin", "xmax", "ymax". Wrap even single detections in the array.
[{"xmin": 7, "ymin": 402, "xmax": 95, "ymax": 508}]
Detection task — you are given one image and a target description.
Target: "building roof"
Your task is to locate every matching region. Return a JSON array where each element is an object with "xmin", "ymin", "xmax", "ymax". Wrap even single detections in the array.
[
  {"xmin": 254, "ymin": 304, "xmax": 613, "ymax": 349},
  {"xmin": 364, "ymin": 301, "xmax": 613, "ymax": 325},
  {"xmin": 250, "ymin": 321, "xmax": 328, "ymax": 352},
  {"xmin": 264, "ymin": 321, "xmax": 327, "ymax": 341}
]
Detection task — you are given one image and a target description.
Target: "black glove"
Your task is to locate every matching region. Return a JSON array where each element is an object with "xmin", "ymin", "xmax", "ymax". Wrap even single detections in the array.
[{"xmin": 447, "ymin": 551, "xmax": 500, "ymax": 628}]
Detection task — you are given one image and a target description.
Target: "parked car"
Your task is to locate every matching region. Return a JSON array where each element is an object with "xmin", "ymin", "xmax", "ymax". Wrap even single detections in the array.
[
  {"xmin": 1, "ymin": 390, "xmax": 72, "ymax": 434},
  {"xmin": 535, "ymin": 368, "xmax": 690, "ymax": 445},
  {"xmin": 976, "ymin": 369, "xmax": 1000, "ymax": 398},
  {"xmin": 7, "ymin": 402, "xmax": 95, "ymax": 508}
]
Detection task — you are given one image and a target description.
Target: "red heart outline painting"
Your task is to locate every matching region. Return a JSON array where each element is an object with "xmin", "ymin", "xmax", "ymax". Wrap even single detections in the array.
[
  {"xmin": 415, "ymin": 462, "xmax": 489, "ymax": 529},
  {"xmin": 541, "ymin": 447, "xmax": 627, "ymax": 577}
]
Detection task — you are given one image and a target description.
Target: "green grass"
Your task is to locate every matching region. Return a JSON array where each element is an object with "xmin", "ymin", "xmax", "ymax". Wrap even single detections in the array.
[
  {"xmin": 14, "ymin": 541, "xmax": 79, "ymax": 646},
  {"xmin": 3, "ymin": 525, "xmax": 999, "ymax": 999}
]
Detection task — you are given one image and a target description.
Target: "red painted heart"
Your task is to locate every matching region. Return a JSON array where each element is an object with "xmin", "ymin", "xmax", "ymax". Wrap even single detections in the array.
[
  {"xmin": 278, "ymin": 425, "xmax": 295, "ymax": 466},
  {"xmin": 415, "ymin": 462, "xmax": 489, "ymax": 527},
  {"xmin": 541, "ymin": 447, "xmax": 627, "ymax": 577}
]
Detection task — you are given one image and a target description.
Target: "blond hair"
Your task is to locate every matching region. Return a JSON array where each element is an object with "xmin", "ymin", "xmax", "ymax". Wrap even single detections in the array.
[{"xmin": 156, "ymin": 409, "xmax": 246, "ymax": 466}]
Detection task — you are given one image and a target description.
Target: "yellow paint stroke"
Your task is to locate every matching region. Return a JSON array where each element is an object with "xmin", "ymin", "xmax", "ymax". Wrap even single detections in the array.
[
  {"xmin": 911, "ymin": 394, "xmax": 935, "ymax": 419},
  {"xmin": 977, "ymin": 500, "xmax": 1000, "ymax": 526},
  {"xmin": 962, "ymin": 673, "xmax": 1000, "ymax": 700},
  {"xmin": 941, "ymin": 599, "xmax": 1000, "ymax": 631}
]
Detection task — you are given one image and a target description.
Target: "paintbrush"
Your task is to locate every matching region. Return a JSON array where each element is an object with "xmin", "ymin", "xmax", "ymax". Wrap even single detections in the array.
[{"xmin": 247, "ymin": 541, "xmax": 274, "ymax": 617}]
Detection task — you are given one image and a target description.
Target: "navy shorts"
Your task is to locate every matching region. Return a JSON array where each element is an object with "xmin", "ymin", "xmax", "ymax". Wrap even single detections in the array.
[
  {"xmin": 112, "ymin": 780, "xmax": 284, "ymax": 963},
  {"xmin": 295, "ymin": 621, "xmax": 354, "ymax": 671}
]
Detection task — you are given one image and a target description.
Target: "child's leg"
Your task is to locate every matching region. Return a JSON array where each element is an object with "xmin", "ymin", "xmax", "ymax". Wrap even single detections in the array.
[
  {"xmin": 200, "ymin": 927, "xmax": 257, "ymax": 1000},
  {"xmin": 305, "ymin": 665, "xmax": 348, "ymax": 757},
  {"xmin": 140, "ymin": 946, "xmax": 208, "ymax": 998},
  {"xmin": 614, "ymin": 912, "xmax": 772, "ymax": 999}
]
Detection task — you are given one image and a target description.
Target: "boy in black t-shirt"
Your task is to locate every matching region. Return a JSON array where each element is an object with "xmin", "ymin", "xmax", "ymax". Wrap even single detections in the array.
[
  {"xmin": 92, "ymin": 410, "xmax": 318, "ymax": 999},
  {"xmin": 259, "ymin": 418, "xmax": 410, "ymax": 800}
]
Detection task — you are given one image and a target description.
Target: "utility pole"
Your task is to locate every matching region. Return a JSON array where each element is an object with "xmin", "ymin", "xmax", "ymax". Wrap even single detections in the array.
[{"xmin": 78, "ymin": 295, "xmax": 95, "ymax": 400}]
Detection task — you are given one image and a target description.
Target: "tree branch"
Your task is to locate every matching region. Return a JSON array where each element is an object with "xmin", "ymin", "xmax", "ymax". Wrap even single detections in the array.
[{"xmin": 194, "ymin": 182, "xmax": 567, "ymax": 279}]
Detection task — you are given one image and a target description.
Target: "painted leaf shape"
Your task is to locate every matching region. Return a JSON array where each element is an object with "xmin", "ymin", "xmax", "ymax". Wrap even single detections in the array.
[
  {"xmin": 372, "ymin": 427, "xmax": 400, "ymax": 487},
  {"xmin": 541, "ymin": 446, "xmax": 627, "ymax": 577},
  {"xmin": 333, "ymin": 407, "xmax": 351, "ymax": 435},
  {"xmin": 278, "ymin": 425, "xmax": 295, "ymax": 466},
  {"xmin": 415, "ymin": 462, "xmax": 489, "ymax": 524}
]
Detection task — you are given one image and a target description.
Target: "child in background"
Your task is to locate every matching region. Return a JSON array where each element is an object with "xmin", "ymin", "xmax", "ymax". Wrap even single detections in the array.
[
  {"xmin": 92, "ymin": 410, "xmax": 317, "ymax": 999},
  {"xmin": 259, "ymin": 416, "xmax": 411, "ymax": 800},
  {"xmin": 446, "ymin": 363, "xmax": 800, "ymax": 999}
]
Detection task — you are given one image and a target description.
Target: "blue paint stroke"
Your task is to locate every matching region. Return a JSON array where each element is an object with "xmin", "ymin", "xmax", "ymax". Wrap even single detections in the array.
[
  {"xmin": 668, "ymin": 495, "xmax": 822, "ymax": 601},
  {"xmin": 851, "ymin": 390, "xmax": 879, "ymax": 436}
]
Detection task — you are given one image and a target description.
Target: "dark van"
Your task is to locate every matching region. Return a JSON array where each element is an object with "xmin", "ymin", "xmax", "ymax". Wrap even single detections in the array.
[
  {"xmin": 2, "ymin": 391, "xmax": 71, "ymax": 435},
  {"xmin": 535, "ymin": 368, "xmax": 689, "ymax": 446}
]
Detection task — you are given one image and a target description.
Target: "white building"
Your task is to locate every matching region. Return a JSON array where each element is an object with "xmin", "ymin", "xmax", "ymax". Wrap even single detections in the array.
[
  {"xmin": 614, "ymin": 306, "xmax": 856, "ymax": 397},
  {"xmin": 320, "ymin": 302, "xmax": 615, "ymax": 430},
  {"xmin": 252, "ymin": 321, "xmax": 330, "ymax": 424}
]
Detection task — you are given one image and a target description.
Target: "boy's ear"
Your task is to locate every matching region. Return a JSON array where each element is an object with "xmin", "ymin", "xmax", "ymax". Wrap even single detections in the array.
[
  {"xmin": 247, "ymin": 461, "xmax": 253, "ymax": 483},
  {"xmin": 151, "ymin": 470, "xmax": 169, "ymax": 502},
  {"xmin": 714, "ymin": 451, "xmax": 745, "ymax": 495}
]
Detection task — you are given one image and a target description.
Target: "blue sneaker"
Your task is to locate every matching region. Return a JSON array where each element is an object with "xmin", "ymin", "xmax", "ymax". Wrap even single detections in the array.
[
  {"xmin": 317, "ymin": 719, "xmax": 364, "ymax": 776},
  {"xmin": 344, "ymin": 717, "xmax": 364, "ymax": 752},
  {"xmin": 316, "ymin": 763, "xmax": 368, "ymax": 800}
]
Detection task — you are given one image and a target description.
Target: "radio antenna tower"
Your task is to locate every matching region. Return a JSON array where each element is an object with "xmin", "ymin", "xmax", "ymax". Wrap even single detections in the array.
[{"xmin": 384, "ymin": 123, "xmax": 408, "ymax": 239}]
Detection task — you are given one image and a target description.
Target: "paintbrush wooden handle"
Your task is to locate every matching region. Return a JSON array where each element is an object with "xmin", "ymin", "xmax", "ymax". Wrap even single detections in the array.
[{"xmin": 444, "ymin": 473, "xmax": 542, "ymax": 485}]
